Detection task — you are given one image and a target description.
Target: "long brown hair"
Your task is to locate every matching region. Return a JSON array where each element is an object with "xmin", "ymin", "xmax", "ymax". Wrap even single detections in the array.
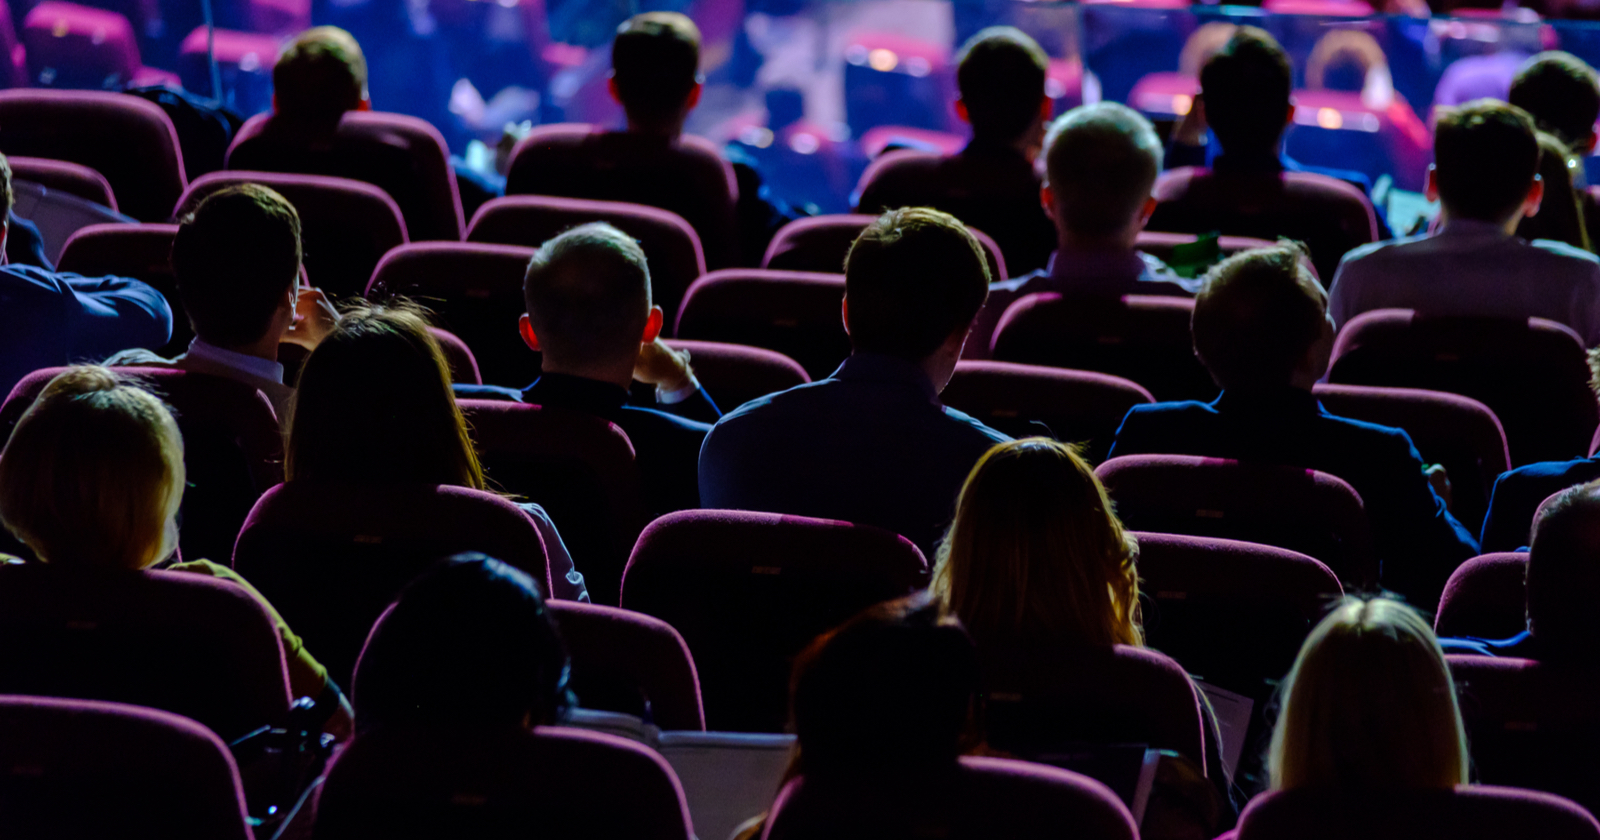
[
  {"xmin": 285, "ymin": 302, "xmax": 485, "ymax": 490},
  {"xmin": 932, "ymin": 438, "xmax": 1142, "ymax": 648}
]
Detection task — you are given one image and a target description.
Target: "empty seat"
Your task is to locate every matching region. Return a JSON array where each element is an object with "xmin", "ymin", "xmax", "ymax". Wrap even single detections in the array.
[
  {"xmin": 1097, "ymin": 455, "xmax": 1377, "ymax": 587},
  {"xmin": 1133, "ymin": 532, "xmax": 1342, "ymax": 705},
  {"xmin": 0, "ymin": 89, "xmax": 186, "ymax": 222},
  {"xmin": 620, "ymin": 510, "xmax": 929, "ymax": 732},
  {"xmin": 674, "ymin": 269, "xmax": 849, "ymax": 380},
  {"xmin": 430, "ymin": 327, "xmax": 481, "ymax": 385},
  {"xmin": 231, "ymin": 481, "xmax": 553, "ymax": 689},
  {"xmin": 313, "ymin": 724, "xmax": 695, "ymax": 840},
  {"xmin": 9, "ymin": 155, "xmax": 116, "ymax": 209},
  {"xmin": 1312, "ymin": 383, "xmax": 1510, "ymax": 536},
  {"xmin": 20, "ymin": 2, "xmax": 178, "ymax": 93},
  {"xmin": 547, "ymin": 600, "xmax": 704, "ymax": 730},
  {"xmin": 1449, "ymin": 655, "xmax": 1600, "ymax": 817},
  {"xmin": 459, "ymin": 400, "xmax": 649, "ymax": 608},
  {"xmin": 365, "ymin": 241, "xmax": 538, "ymax": 387},
  {"xmin": 1236, "ymin": 785, "xmax": 1600, "ymax": 840},
  {"xmin": 228, "ymin": 110, "xmax": 466, "ymax": 242},
  {"xmin": 992, "ymin": 293, "xmax": 1217, "ymax": 402},
  {"xmin": 1328, "ymin": 310, "xmax": 1599, "ymax": 467},
  {"xmin": 1, "ymin": 366, "xmax": 283, "ymax": 565},
  {"xmin": 762, "ymin": 213, "xmax": 1008, "ymax": 280},
  {"xmin": 0, "ymin": 696, "xmax": 254, "ymax": 840},
  {"xmin": 504, "ymin": 122, "xmax": 737, "ymax": 270},
  {"xmin": 1434, "ymin": 552, "xmax": 1529, "ymax": 641},
  {"xmin": 467, "ymin": 195, "xmax": 704, "ymax": 325},
  {"xmin": 660, "ymin": 339, "xmax": 809, "ymax": 411},
  {"xmin": 0, "ymin": 563, "xmax": 292, "ymax": 741},
  {"xmin": 764, "ymin": 756, "xmax": 1137, "ymax": 840},
  {"xmin": 941, "ymin": 361, "xmax": 1154, "ymax": 463},
  {"xmin": 981, "ymin": 642, "xmax": 1208, "ymax": 771},
  {"xmin": 56, "ymin": 223, "xmax": 185, "ymax": 354},
  {"xmin": 177, "ymin": 171, "xmax": 408, "ymax": 298}
]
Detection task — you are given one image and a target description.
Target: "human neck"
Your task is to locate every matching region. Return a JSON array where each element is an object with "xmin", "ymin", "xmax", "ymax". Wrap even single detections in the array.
[
  {"xmin": 1058, "ymin": 224, "xmax": 1141, "ymax": 254},
  {"xmin": 539, "ymin": 357, "xmax": 633, "ymax": 392},
  {"xmin": 1438, "ymin": 207, "xmax": 1520, "ymax": 236},
  {"xmin": 209, "ymin": 334, "xmax": 282, "ymax": 364},
  {"xmin": 625, "ymin": 116, "xmax": 685, "ymax": 140}
]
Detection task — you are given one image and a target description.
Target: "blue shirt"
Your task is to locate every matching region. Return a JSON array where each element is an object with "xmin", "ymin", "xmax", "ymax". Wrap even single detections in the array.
[
  {"xmin": 699, "ymin": 353, "xmax": 1011, "ymax": 558},
  {"xmin": 1480, "ymin": 458, "xmax": 1600, "ymax": 553},
  {"xmin": 1108, "ymin": 387, "xmax": 1479, "ymax": 604},
  {"xmin": 0, "ymin": 264, "xmax": 171, "ymax": 398}
]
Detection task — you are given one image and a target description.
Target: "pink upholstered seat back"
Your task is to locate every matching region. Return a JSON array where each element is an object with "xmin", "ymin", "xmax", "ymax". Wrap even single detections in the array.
[
  {"xmin": 942, "ymin": 360, "xmax": 1154, "ymax": 463},
  {"xmin": 660, "ymin": 339, "xmax": 809, "ymax": 411},
  {"xmin": 1237, "ymin": 785, "xmax": 1600, "ymax": 840},
  {"xmin": 1435, "ymin": 552, "xmax": 1529, "ymax": 640},
  {"xmin": 9, "ymin": 155, "xmax": 116, "ymax": 209},
  {"xmin": 547, "ymin": 600, "xmax": 704, "ymax": 730},
  {"xmin": 674, "ymin": 269, "xmax": 849, "ymax": 379}
]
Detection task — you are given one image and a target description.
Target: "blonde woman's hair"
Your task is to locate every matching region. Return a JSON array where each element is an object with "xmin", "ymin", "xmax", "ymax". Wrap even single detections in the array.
[
  {"xmin": 0, "ymin": 367, "xmax": 184, "ymax": 570},
  {"xmin": 932, "ymin": 438, "xmax": 1142, "ymax": 648},
  {"xmin": 1269, "ymin": 597, "xmax": 1469, "ymax": 791}
]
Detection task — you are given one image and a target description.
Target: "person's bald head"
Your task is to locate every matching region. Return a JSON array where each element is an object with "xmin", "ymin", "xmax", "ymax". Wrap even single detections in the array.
[
  {"xmin": 1527, "ymin": 480, "xmax": 1600, "ymax": 647},
  {"xmin": 523, "ymin": 224, "xmax": 652, "ymax": 367},
  {"xmin": 1193, "ymin": 244, "xmax": 1331, "ymax": 390}
]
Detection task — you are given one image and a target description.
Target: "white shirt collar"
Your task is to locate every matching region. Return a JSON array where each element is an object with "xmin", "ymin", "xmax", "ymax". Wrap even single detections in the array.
[{"xmin": 186, "ymin": 338, "xmax": 285, "ymax": 385}]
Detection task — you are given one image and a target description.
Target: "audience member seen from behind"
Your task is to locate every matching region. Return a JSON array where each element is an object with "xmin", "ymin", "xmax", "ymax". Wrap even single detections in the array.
[
  {"xmin": 1329, "ymin": 101, "xmax": 1600, "ymax": 343},
  {"xmin": 1445, "ymin": 479, "xmax": 1600, "ymax": 661},
  {"xmin": 0, "ymin": 366, "xmax": 345, "ymax": 719},
  {"xmin": 503, "ymin": 12, "xmax": 738, "ymax": 268},
  {"xmin": 1510, "ymin": 52, "xmax": 1600, "ymax": 252},
  {"xmin": 968, "ymin": 102, "xmax": 1198, "ymax": 357},
  {"xmin": 0, "ymin": 152, "xmax": 172, "ymax": 398},
  {"xmin": 855, "ymin": 27, "xmax": 1057, "ymax": 275},
  {"xmin": 1480, "ymin": 353, "xmax": 1600, "ymax": 552},
  {"xmin": 107, "ymin": 185, "xmax": 339, "ymax": 418},
  {"xmin": 1270, "ymin": 597, "xmax": 1468, "ymax": 792},
  {"xmin": 287, "ymin": 303, "xmax": 586, "ymax": 601},
  {"xmin": 1150, "ymin": 27, "xmax": 1379, "ymax": 280},
  {"xmin": 1108, "ymin": 244, "xmax": 1477, "ymax": 604},
  {"xmin": 699, "ymin": 208, "xmax": 1011, "ymax": 557},
  {"xmin": 455, "ymin": 222, "xmax": 720, "ymax": 517},
  {"xmin": 313, "ymin": 553, "xmax": 573, "ymax": 840},
  {"xmin": 1518, "ymin": 132, "xmax": 1592, "ymax": 252}
]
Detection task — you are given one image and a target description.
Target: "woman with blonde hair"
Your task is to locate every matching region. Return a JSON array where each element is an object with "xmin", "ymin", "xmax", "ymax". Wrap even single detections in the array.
[
  {"xmin": 285, "ymin": 301, "xmax": 585, "ymax": 601},
  {"xmin": 1269, "ymin": 596, "xmax": 1469, "ymax": 791},
  {"xmin": 0, "ymin": 365, "xmax": 342, "ymax": 715},
  {"xmin": 933, "ymin": 437, "xmax": 1141, "ymax": 648}
]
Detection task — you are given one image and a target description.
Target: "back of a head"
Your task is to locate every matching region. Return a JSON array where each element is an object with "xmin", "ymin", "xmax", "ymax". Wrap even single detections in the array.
[
  {"xmin": 523, "ymin": 223, "xmax": 652, "ymax": 369},
  {"xmin": 1526, "ymin": 480, "xmax": 1600, "ymax": 650},
  {"xmin": 353, "ymin": 553, "xmax": 570, "ymax": 734},
  {"xmin": 172, "ymin": 185, "xmax": 302, "ymax": 350},
  {"xmin": 792, "ymin": 593, "xmax": 978, "ymax": 775},
  {"xmin": 1509, "ymin": 51, "xmax": 1600, "ymax": 153},
  {"xmin": 1192, "ymin": 244, "xmax": 1327, "ymax": 390},
  {"xmin": 0, "ymin": 367, "xmax": 183, "ymax": 571},
  {"xmin": 1518, "ymin": 131, "xmax": 1590, "ymax": 251},
  {"xmin": 274, "ymin": 26, "xmax": 368, "ymax": 121},
  {"xmin": 1201, "ymin": 27, "xmax": 1293, "ymax": 154},
  {"xmin": 934, "ymin": 438, "xmax": 1141, "ymax": 649},
  {"xmin": 955, "ymin": 27, "xmax": 1048, "ymax": 144},
  {"xmin": 1433, "ymin": 100, "xmax": 1540, "ymax": 224},
  {"xmin": 287, "ymin": 303, "xmax": 483, "ymax": 489},
  {"xmin": 843, "ymin": 208, "xmax": 990, "ymax": 362},
  {"xmin": 611, "ymin": 12, "xmax": 701, "ymax": 126},
  {"xmin": 1270, "ymin": 597, "xmax": 1468, "ymax": 791},
  {"xmin": 1044, "ymin": 102, "xmax": 1162, "ymax": 240}
]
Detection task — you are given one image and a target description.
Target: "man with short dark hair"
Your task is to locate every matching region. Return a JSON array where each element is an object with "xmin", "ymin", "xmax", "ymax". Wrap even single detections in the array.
[
  {"xmin": 270, "ymin": 26, "xmax": 369, "ymax": 121},
  {"xmin": 1329, "ymin": 100, "xmax": 1600, "ymax": 344},
  {"xmin": 967, "ymin": 102, "xmax": 1198, "ymax": 356},
  {"xmin": 699, "ymin": 208, "xmax": 1010, "ymax": 556},
  {"xmin": 0, "ymin": 152, "xmax": 172, "ymax": 397},
  {"xmin": 1510, "ymin": 51, "xmax": 1600, "ymax": 156},
  {"xmin": 1444, "ymin": 479, "xmax": 1600, "ymax": 660},
  {"xmin": 504, "ymin": 13, "xmax": 738, "ymax": 268},
  {"xmin": 455, "ymin": 222, "xmax": 721, "ymax": 516},
  {"xmin": 1153, "ymin": 27, "xmax": 1380, "ymax": 280},
  {"xmin": 1109, "ymin": 244, "xmax": 1477, "ymax": 603},
  {"xmin": 108, "ymin": 185, "xmax": 338, "ymax": 416},
  {"xmin": 854, "ymin": 27, "xmax": 1057, "ymax": 274}
]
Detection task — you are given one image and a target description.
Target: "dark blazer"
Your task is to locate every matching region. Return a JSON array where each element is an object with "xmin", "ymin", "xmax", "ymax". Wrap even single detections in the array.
[
  {"xmin": 1480, "ymin": 458, "xmax": 1600, "ymax": 553},
  {"xmin": 457, "ymin": 373, "xmax": 718, "ymax": 515},
  {"xmin": 699, "ymin": 353, "xmax": 1011, "ymax": 558},
  {"xmin": 1108, "ymin": 387, "xmax": 1479, "ymax": 603}
]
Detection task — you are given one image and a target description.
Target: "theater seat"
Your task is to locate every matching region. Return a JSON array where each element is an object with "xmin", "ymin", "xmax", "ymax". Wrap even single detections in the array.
[
  {"xmin": 1434, "ymin": 552, "xmax": 1529, "ymax": 641},
  {"xmin": 941, "ymin": 361, "xmax": 1154, "ymax": 463},
  {"xmin": 1236, "ymin": 785, "xmax": 1600, "ymax": 840},
  {"xmin": 56, "ymin": 224, "xmax": 185, "ymax": 354},
  {"xmin": 20, "ymin": 2, "xmax": 178, "ymax": 92},
  {"xmin": 764, "ymin": 756, "xmax": 1137, "ymax": 840},
  {"xmin": 9, "ymin": 155, "xmax": 116, "ymax": 209},
  {"xmin": 620, "ymin": 510, "xmax": 928, "ymax": 732},
  {"xmin": 547, "ymin": 600, "xmax": 704, "ymax": 730},
  {"xmin": 660, "ymin": 339, "xmax": 809, "ymax": 411},
  {"xmin": 675, "ymin": 269, "xmax": 850, "ymax": 380},
  {"xmin": 0, "ymin": 696, "xmax": 254, "ymax": 840}
]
